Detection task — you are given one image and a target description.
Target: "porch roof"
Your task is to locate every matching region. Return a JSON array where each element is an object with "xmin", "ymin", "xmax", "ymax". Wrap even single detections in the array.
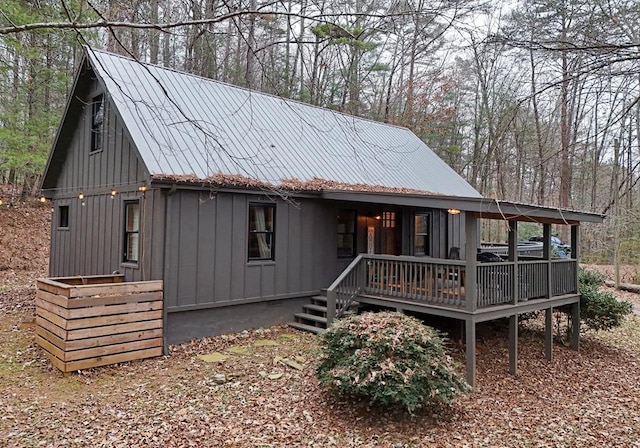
[{"xmin": 321, "ymin": 190, "xmax": 606, "ymax": 224}]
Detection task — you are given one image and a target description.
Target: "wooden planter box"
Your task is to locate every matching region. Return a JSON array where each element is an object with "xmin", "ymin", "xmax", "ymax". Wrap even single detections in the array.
[{"xmin": 35, "ymin": 275, "xmax": 164, "ymax": 373}]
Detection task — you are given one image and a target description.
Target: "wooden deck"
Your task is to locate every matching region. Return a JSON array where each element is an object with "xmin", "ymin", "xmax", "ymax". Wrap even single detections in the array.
[{"xmin": 326, "ymin": 254, "xmax": 578, "ymax": 322}]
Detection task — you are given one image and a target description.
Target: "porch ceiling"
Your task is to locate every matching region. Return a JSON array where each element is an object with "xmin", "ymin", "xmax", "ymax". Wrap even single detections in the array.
[{"xmin": 321, "ymin": 190, "xmax": 606, "ymax": 224}]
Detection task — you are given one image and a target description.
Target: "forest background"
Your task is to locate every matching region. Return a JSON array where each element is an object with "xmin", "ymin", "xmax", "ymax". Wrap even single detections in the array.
[{"xmin": 0, "ymin": 0, "xmax": 639, "ymax": 265}]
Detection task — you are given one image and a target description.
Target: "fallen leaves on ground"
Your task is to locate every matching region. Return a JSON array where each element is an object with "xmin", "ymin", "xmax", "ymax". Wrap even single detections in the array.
[{"xmin": 1, "ymin": 298, "xmax": 639, "ymax": 447}]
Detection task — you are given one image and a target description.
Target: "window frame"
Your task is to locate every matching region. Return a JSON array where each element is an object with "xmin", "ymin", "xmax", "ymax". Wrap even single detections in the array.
[
  {"xmin": 90, "ymin": 94, "xmax": 105, "ymax": 153},
  {"xmin": 58, "ymin": 205, "xmax": 69, "ymax": 229},
  {"xmin": 247, "ymin": 203, "xmax": 276, "ymax": 262},
  {"xmin": 123, "ymin": 200, "xmax": 141, "ymax": 264},
  {"xmin": 414, "ymin": 213, "xmax": 431, "ymax": 256},
  {"xmin": 337, "ymin": 209, "xmax": 356, "ymax": 258}
]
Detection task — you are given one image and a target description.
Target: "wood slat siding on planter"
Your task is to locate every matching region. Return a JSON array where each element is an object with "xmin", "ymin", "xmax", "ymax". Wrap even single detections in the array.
[{"xmin": 35, "ymin": 275, "xmax": 163, "ymax": 373}]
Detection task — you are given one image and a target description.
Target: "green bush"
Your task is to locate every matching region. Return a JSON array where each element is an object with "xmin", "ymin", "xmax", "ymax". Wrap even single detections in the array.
[
  {"xmin": 578, "ymin": 268, "xmax": 633, "ymax": 331},
  {"xmin": 316, "ymin": 311, "xmax": 468, "ymax": 414},
  {"xmin": 578, "ymin": 267, "xmax": 605, "ymax": 288}
]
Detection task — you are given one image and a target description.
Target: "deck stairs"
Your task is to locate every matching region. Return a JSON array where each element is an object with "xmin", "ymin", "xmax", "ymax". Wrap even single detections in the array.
[{"xmin": 288, "ymin": 291, "xmax": 359, "ymax": 334}]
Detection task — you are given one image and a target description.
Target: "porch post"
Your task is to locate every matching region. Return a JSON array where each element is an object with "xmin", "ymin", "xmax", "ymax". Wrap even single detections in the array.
[
  {"xmin": 571, "ymin": 301, "xmax": 580, "ymax": 350},
  {"xmin": 465, "ymin": 212, "xmax": 478, "ymax": 312},
  {"xmin": 465, "ymin": 318, "xmax": 476, "ymax": 387},
  {"xmin": 545, "ymin": 307, "xmax": 553, "ymax": 361},
  {"xmin": 571, "ymin": 224, "xmax": 580, "ymax": 294},
  {"xmin": 543, "ymin": 223, "xmax": 552, "ymax": 299},
  {"xmin": 509, "ymin": 314, "xmax": 518, "ymax": 375},
  {"xmin": 508, "ymin": 220, "xmax": 518, "ymax": 304}
]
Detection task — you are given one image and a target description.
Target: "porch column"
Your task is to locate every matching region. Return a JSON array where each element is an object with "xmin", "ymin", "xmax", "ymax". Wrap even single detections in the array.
[
  {"xmin": 508, "ymin": 220, "xmax": 518, "ymax": 304},
  {"xmin": 509, "ymin": 314, "xmax": 518, "ymax": 375},
  {"xmin": 465, "ymin": 318, "xmax": 476, "ymax": 387},
  {"xmin": 571, "ymin": 225, "xmax": 580, "ymax": 294},
  {"xmin": 543, "ymin": 223, "xmax": 552, "ymax": 299},
  {"xmin": 571, "ymin": 301, "xmax": 580, "ymax": 350},
  {"xmin": 465, "ymin": 212, "xmax": 478, "ymax": 312},
  {"xmin": 545, "ymin": 307, "xmax": 553, "ymax": 361}
]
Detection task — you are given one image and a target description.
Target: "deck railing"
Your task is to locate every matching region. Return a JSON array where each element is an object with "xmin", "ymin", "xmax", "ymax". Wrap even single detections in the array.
[{"xmin": 326, "ymin": 254, "xmax": 579, "ymax": 325}]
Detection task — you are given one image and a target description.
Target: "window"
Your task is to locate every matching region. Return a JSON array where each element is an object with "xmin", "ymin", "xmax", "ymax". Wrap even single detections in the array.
[
  {"xmin": 337, "ymin": 210, "xmax": 356, "ymax": 258},
  {"xmin": 382, "ymin": 211, "xmax": 396, "ymax": 228},
  {"xmin": 58, "ymin": 205, "xmax": 69, "ymax": 229},
  {"xmin": 414, "ymin": 214, "xmax": 430, "ymax": 256},
  {"xmin": 123, "ymin": 201, "xmax": 140, "ymax": 263},
  {"xmin": 91, "ymin": 94, "xmax": 104, "ymax": 152},
  {"xmin": 248, "ymin": 204, "xmax": 275, "ymax": 261}
]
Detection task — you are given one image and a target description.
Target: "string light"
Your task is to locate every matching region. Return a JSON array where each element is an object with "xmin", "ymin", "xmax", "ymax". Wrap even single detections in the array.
[
  {"xmin": 0, "ymin": 199, "xmax": 3, "ymax": 206},
  {"xmin": 111, "ymin": 190, "xmax": 117, "ymax": 199},
  {"xmin": 78, "ymin": 193, "xmax": 84, "ymax": 200},
  {"xmin": 39, "ymin": 196, "xmax": 47, "ymax": 203},
  {"xmin": 447, "ymin": 208, "xmax": 461, "ymax": 215},
  {"xmin": 138, "ymin": 185, "xmax": 147, "ymax": 192}
]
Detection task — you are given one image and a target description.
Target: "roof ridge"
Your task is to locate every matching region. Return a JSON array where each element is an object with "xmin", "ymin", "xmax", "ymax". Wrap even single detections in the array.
[{"xmin": 86, "ymin": 46, "xmax": 413, "ymax": 132}]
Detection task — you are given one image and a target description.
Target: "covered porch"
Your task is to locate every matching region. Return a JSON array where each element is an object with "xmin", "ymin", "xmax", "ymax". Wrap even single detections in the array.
[{"xmin": 323, "ymin": 191, "xmax": 605, "ymax": 387}]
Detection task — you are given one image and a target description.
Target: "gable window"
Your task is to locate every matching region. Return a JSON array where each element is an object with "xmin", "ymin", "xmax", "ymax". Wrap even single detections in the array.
[
  {"xmin": 414, "ymin": 214, "xmax": 430, "ymax": 256},
  {"xmin": 58, "ymin": 205, "xmax": 69, "ymax": 229},
  {"xmin": 123, "ymin": 201, "xmax": 140, "ymax": 263},
  {"xmin": 91, "ymin": 94, "xmax": 105, "ymax": 152},
  {"xmin": 337, "ymin": 210, "xmax": 356, "ymax": 258},
  {"xmin": 248, "ymin": 204, "xmax": 275, "ymax": 261}
]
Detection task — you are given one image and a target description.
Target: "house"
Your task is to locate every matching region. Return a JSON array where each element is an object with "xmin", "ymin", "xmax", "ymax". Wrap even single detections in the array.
[{"xmin": 41, "ymin": 48, "xmax": 604, "ymax": 385}]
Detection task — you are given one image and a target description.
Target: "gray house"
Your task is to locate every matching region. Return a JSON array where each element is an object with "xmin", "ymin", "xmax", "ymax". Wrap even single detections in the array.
[{"xmin": 41, "ymin": 48, "xmax": 604, "ymax": 385}]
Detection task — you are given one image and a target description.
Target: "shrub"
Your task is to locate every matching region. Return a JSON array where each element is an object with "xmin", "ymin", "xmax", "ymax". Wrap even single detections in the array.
[
  {"xmin": 316, "ymin": 311, "xmax": 468, "ymax": 414},
  {"xmin": 578, "ymin": 267, "xmax": 605, "ymax": 288},
  {"xmin": 577, "ymin": 268, "xmax": 633, "ymax": 332},
  {"xmin": 579, "ymin": 283, "xmax": 633, "ymax": 331}
]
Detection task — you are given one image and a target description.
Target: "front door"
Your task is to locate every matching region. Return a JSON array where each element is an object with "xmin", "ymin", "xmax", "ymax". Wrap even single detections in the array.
[{"xmin": 381, "ymin": 211, "xmax": 401, "ymax": 255}]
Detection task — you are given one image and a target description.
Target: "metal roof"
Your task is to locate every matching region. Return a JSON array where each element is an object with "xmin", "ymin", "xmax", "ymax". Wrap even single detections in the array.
[{"xmin": 87, "ymin": 49, "xmax": 481, "ymax": 198}]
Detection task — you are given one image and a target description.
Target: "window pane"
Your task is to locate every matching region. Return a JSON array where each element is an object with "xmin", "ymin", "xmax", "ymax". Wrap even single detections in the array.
[
  {"xmin": 126, "ymin": 203, "xmax": 140, "ymax": 231},
  {"xmin": 337, "ymin": 210, "xmax": 356, "ymax": 258},
  {"xmin": 414, "ymin": 214, "xmax": 429, "ymax": 256},
  {"xmin": 248, "ymin": 204, "xmax": 275, "ymax": 260},
  {"xmin": 127, "ymin": 233, "xmax": 139, "ymax": 262},
  {"xmin": 415, "ymin": 215, "xmax": 428, "ymax": 234},
  {"xmin": 58, "ymin": 206, "xmax": 69, "ymax": 228}
]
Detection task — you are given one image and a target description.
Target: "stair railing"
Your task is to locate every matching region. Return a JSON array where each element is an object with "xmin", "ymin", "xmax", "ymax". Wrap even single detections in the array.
[{"xmin": 326, "ymin": 254, "xmax": 365, "ymax": 326}]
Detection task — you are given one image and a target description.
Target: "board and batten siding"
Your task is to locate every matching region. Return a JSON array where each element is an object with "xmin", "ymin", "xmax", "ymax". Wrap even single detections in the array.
[
  {"xmin": 162, "ymin": 190, "xmax": 339, "ymax": 311},
  {"xmin": 48, "ymin": 79, "xmax": 164, "ymax": 282}
]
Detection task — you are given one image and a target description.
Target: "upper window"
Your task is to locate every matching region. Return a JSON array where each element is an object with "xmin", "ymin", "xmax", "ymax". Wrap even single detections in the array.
[
  {"xmin": 248, "ymin": 204, "xmax": 275, "ymax": 261},
  {"xmin": 414, "ymin": 214, "xmax": 430, "ymax": 256},
  {"xmin": 123, "ymin": 201, "xmax": 140, "ymax": 263},
  {"xmin": 58, "ymin": 205, "xmax": 69, "ymax": 229},
  {"xmin": 337, "ymin": 210, "xmax": 356, "ymax": 258},
  {"xmin": 91, "ymin": 94, "xmax": 104, "ymax": 152}
]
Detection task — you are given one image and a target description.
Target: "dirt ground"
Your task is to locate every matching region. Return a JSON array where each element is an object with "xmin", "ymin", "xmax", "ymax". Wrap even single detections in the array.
[{"xmin": 1, "ymin": 202, "xmax": 640, "ymax": 447}]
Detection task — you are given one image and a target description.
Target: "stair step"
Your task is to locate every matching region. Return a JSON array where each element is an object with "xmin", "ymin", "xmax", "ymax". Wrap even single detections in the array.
[
  {"xmin": 311, "ymin": 295, "xmax": 327, "ymax": 304},
  {"xmin": 294, "ymin": 312, "xmax": 327, "ymax": 325},
  {"xmin": 288, "ymin": 321, "xmax": 326, "ymax": 334},
  {"xmin": 303, "ymin": 304, "xmax": 328, "ymax": 314}
]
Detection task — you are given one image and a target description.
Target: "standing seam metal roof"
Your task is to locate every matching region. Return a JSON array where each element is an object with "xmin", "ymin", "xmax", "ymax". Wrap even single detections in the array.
[{"xmin": 87, "ymin": 48, "xmax": 481, "ymax": 198}]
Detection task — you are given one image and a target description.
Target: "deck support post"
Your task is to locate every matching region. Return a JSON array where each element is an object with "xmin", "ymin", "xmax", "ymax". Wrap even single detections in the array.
[
  {"xmin": 571, "ymin": 301, "xmax": 580, "ymax": 350},
  {"xmin": 465, "ymin": 318, "xmax": 476, "ymax": 388},
  {"xmin": 545, "ymin": 307, "xmax": 553, "ymax": 361},
  {"xmin": 509, "ymin": 314, "xmax": 518, "ymax": 375}
]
